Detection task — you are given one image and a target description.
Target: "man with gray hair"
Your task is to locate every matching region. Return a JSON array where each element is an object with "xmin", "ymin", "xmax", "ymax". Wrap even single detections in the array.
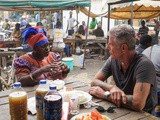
[{"xmin": 89, "ymin": 24, "xmax": 157, "ymax": 114}]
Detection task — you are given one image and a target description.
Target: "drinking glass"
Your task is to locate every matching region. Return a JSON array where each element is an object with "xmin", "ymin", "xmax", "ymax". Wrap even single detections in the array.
[{"xmin": 70, "ymin": 95, "xmax": 79, "ymax": 115}]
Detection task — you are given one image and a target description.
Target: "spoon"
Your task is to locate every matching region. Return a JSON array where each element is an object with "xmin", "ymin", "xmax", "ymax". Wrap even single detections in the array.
[{"xmin": 96, "ymin": 106, "xmax": 117, "ymax": 113}]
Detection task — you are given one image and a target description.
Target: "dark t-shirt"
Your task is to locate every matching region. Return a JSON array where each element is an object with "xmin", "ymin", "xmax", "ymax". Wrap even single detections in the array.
[
  {"xmin": 99, "ymin": 54, "xmax": 157, "ymax": 113},
  {"xmin": 138, "ymin": 26, "xmax": 149, "ymax": 36},
  {"xmin": 93, "ymin": 28, "xmax": 104, "ymax": 37}
]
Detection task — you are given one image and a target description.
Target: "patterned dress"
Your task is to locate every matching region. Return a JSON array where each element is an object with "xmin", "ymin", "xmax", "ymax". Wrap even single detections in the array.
[{"xmin": 14, "ymin": 52, "xmax": 62, "ymax": 81}]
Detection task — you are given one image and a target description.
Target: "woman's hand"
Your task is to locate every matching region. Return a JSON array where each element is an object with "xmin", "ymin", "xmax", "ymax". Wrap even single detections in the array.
[
  {"xmin": 41, "ymin": 63, "xmax": 62, "ymax": 76},
  {"xmin": 57, "ymin": 62, "xmax": 70, "ymax": 74},
  {"xmin": 57, "ymin": 62, "xmax": 68, "ymax": 71}
]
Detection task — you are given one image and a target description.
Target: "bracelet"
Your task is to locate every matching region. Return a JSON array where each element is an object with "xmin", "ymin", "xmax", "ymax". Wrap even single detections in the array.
[
  {"xmin": 29, "ymin": 73, "xmax": 34, "ymax": 81},
  {"xmin": 29, "ymin": 73, "xmax": 38, "ymax": 81}
]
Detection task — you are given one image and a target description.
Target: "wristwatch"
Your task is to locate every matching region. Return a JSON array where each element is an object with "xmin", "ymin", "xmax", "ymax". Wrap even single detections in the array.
[{"xmin": 104, "ymin": 91, "xmax": 110, "ymax": 99}]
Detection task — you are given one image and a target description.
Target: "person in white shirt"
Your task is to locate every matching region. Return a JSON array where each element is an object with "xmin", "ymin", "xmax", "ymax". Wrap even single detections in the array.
[
  {"xmin": 143, "ymin": 45, "xmax": 160, "ymax": 116},
  {"xmin": 143, "ymin": 45, "xmax": 160, "ymax": 92},
  {"xmin": 52, "ymin": 11, "xmax": 58, "ymax": 29},
  {"xmin": 41, "ymin": 16, "xmax": 47, "ymax": 31},
  {"xmin": 66, "ymin": 11, "xmax": 79, "ymax": 36}
]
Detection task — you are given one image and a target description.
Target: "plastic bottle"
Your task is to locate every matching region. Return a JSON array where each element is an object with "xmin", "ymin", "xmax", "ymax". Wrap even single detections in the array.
[
  {"xmin": 35, "ymin": 80, "xmax": 49, "ymax": 120},
  {"xmin": 8, "ymin": 82, "xmax": 27, "ymax": 120},
  {"xmin": 43, "ymin": 85, "xmax": 62, "ymax": 120}
]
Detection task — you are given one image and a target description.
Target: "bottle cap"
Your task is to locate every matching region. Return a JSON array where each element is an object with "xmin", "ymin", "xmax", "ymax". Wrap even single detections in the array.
[
  {"xmin": 49, "ymin": 85, "xmax": 57, "ymax": 90},
  {"xmin": 40, "ymin": 80, "xmax": 47, "ymax": 84},
  {"xmin": 14, "ymin": 82, "xmax": 21, "ymax": 88}
]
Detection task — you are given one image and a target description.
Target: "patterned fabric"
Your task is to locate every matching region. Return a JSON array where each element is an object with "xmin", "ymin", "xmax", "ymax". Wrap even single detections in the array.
[
  {"xmin": 22, "ymin": 27, "xmax": 48, "ymax": 48},
  {"xmin": 14, "ymin": 52, "xmax": 61, "ymax": 80}
]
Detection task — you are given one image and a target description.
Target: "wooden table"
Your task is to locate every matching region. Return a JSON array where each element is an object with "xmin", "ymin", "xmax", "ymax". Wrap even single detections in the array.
[
  {"xmin": 0, "ymin": 51, "xmax": 26, "ymax": 67},
  {"xmin": 64, "ymin": 38, "xmax": 107, "ymax": 54},
  {"xmin": 0, "ymin": 80, "xmax": 158, "ymax": 120},
  {"xmin": 0, "ymin": 41, "xmax": 22, "ymax": 48}
]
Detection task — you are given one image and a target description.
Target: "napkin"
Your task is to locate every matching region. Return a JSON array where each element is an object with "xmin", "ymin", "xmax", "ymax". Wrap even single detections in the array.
[{"xmin": 27, "ymin": 97, "xmax": 36, "ymax": 115}]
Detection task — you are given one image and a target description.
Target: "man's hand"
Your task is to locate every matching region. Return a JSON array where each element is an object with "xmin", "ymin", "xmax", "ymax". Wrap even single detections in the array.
[
  {"xmin": 110, "ymin": 85, "xmax": 126, "ymax": 107},
  {"xmin": 89, "ymin": 86, "xmax": 105, "ymax": 99}
]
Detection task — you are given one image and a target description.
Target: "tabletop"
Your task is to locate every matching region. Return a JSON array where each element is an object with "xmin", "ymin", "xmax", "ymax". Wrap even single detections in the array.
[
  {"xmin": 0, "ymin": 40, "xmax": 22, "ymax": 48},
  {"xmin": 0, "ymin": 80, "xmax": 158, "ymax": 120}
]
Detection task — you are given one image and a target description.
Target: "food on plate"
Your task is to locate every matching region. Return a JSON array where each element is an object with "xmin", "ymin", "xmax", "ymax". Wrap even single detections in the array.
[
  {"xmin": 76, "ymin": 91, "xmax": 88, "ymax": 104},
  {"xmin": 60, "ymin": 91, "xmax": 91, "ymax": 104},
  {"xmin": 75, "ymin": 111, "xmax": 108, "ymax": 120}
]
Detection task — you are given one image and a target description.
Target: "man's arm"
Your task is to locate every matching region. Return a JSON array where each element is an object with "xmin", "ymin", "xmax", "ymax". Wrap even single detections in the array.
[
  {"xmin": 91, "ymin": 73, "xmax": 114, "ymax": 91},
  {"xmin": 105, "ymin": 82, "xmax": 150, "ymax": 111},
  {"xmin": 128, "ymin": 82, "xmax": 150, "ymax": 110}
]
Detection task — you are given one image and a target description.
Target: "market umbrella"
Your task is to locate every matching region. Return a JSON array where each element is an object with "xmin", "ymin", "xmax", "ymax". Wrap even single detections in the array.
[{"xmin": 103, "ymin": 0, "xmax": 160, "ymax": 19}]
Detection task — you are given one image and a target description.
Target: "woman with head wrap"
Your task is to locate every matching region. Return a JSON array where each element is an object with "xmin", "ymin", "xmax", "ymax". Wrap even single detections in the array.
[{"xmin": 14, "ymin": 27, "xmax": 70, "ymax": 86}]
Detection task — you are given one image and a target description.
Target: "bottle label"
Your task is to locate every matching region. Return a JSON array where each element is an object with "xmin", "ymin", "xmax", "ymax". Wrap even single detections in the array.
[
  {"xmin": 36, "ymin": 96, "xmax": 43, "ymax": 109},
  {"xmin": 44, "ymin": 94, "xmax": 62, "ymax": 119},
  {"xmin": 44, "ymin": 109, "xmax": 62, "ymax": 119}
]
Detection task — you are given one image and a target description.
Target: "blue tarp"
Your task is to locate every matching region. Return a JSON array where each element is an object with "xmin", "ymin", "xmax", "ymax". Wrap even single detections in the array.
[{"xmin": 0, "ymin": 0, "xmax": 91, "ymax": 7}]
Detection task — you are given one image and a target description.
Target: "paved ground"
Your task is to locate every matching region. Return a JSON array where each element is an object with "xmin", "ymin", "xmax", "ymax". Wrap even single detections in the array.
[{"xmin": 65, "ymin": 58, "xmax": 106, "ymax": 84}]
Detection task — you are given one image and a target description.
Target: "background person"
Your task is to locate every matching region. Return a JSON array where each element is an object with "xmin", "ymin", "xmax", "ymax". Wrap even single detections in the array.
[
  {"xmin": 14, "ymin": 27, "xmax": 70, "ymax": 86},
  {"xmin": 53, "ymin": 11, "xmax": 58, "ymax": 29},
  {"xmin": 2, "ymin": 18, "xmax": 10, "ymax": 30},
  {"xmin": 36, "ymin": 22, "xmax": 43, "ymax": 27},
  {"xmin": 66, "ymin": 11, "xmax": 79, "ymax": 36},
  {"xmin": 20, "ymin": 17, "xmax": 28, "ymax": 28},
  {"xmin": 143, "ymin": 44, "xmax": 160, "ymax": 116},
  {"xmin": 154, "ymin": 19, "xmax": 160, "ymax": 44},
  {"xmin": 35, "ymin": 12, "xmax": 41, "ymax": 22},
  {"xmin": 89, "ymin": 24, "xmax": 157, "ymax": 114},
  {"xmin": 137, "ymin": 20, "xmax": 149, "ymax": 39},
  {"xmin": 76, "ymin": 25, "xmax": 85, "ymax": 35},
  {"xmin": 136, "ymin": 35, "xmax": 153, "ymax": 54},
  {"xmin": 143, "ymin": 45, "xmax": 160, "ymax": 93},
  {"xmin": 82, "ymin": 21, "xmax": 87, "ymax": 35},
  {"xmin": 0, "ymin": 17, "xmax": 3, "ymax": 31},
  {"xmin": 93, "ymin": 23, "xmax": 104, "ymax": 37},
  {"xmin": 11, "ymin": 23, "xmax": 22, "ymax": 41},
  {"xmin": 89, "ymin": 18, "xmax": 97, "ymax": 29},
  {"xmin": 41, "ymin": 16, "xmax": 47, "ymax": 31}
]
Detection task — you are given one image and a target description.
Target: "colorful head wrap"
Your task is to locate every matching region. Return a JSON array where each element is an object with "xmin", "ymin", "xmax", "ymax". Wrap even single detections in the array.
[{"xmin": 22, "ymin": 26, "xmax": 48, "ymax": 49}]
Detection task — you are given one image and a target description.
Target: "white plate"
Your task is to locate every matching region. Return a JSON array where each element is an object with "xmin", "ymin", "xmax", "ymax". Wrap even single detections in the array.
[
  {"xmin": 70, "ymin": 112, "xmax": 111, "ymax": 120},
  {"xmin": 59, "ymin": 90, "xmax": 92, "ymax": 104}
]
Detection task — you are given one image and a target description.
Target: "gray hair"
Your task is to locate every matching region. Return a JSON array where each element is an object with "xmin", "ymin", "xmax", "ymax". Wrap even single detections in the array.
[{"xmin": 109, "ymin": 24, "xmax": 136, "ymax": 50}]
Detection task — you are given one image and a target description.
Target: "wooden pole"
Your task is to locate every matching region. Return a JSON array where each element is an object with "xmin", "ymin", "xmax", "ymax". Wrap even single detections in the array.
[
  {"xmin": 106, "ymin": 4, "xmax": 111, "ymax": 59},
  {"xmin": 76, "ymin": 6, "xmax": 79, "ymax": 30},
  {"xmin": 81, "ymin": 6, "xmax": 91, "ymax": 69},
  {"xmin": 131, "ymin": 1, "xmax": 134, "ymax": 26}
]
